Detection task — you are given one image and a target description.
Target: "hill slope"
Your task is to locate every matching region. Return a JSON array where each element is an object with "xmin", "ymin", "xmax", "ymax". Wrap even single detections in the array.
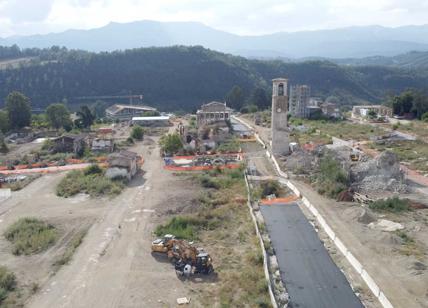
[
  {"xmin": 0, "ymin": 46, "xmax": 427, "ymax": 111},
  {"xmin": 2, "ymin": 21, "xmax": 428, "ymax": 58}
]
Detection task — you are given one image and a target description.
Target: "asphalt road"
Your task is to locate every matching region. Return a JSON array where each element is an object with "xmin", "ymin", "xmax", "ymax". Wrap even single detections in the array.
[{"xmin": 260, "ymin": 202, "xmax": 363, "ymax": 308}]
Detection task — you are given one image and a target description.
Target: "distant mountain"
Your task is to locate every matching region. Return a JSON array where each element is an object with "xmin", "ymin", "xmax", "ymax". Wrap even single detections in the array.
[
  {"xmin": 2, "ymin": 20, "xmax": 428, "ymax": 58},
  {"xmin": 0, "ymin": 46, "xmax": 427, "ymax": 111},
  {"xmin": 330, "ymin": 51, "xmax": 428, "ymax": 68}
]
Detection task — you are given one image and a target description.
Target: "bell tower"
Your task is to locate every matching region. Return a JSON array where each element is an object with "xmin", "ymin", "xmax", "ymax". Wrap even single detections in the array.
[{"xmin": 271, "ymin": 78, "xmax": 290, "ymax": 155}]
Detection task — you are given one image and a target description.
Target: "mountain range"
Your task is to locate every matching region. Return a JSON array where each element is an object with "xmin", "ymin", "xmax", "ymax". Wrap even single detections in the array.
[
  {"xmin": 2, "ymin": 20, "xmax": 428, "ymax": 59},
  {"xmin": 1, "ymin": 46, "xmax": 427, "ymax": 111}
]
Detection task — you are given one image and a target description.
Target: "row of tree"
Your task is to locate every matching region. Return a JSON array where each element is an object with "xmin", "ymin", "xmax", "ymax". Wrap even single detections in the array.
[
  {"xmin": 386, "ymin": 90, "xmax": 428, "ymax": 120},
  {"xmin": 0, "ymin": 91, "xmax": 97, "ymax": 134},
  {"xmin": 225, "ymin": 85, "xmax": 271, "ymax": 112}
]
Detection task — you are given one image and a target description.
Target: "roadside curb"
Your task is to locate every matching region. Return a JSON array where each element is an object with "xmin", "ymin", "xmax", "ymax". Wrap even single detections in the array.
[{"xmin": 244, "ymin": 173, "xmax": 288, "ymax": 308}]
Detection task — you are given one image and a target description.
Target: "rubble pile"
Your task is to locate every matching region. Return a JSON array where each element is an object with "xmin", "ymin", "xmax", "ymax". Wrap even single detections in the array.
[
  {"xmin": 350, "ymin": 151, "xmax": 407, "ymax": 194},
  {"xmin": 285, "ymin": 148, "xmax": 317, "ymax": 175}
]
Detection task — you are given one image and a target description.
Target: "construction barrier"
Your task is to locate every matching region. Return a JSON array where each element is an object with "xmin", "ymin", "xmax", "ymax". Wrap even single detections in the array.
[
  {"xmin": 244, "ymin": 174, "xmax": 279, "ymax": 308},
  {"xmin": 239, "ymin": 116, "xmax": 395, "ymax": 308},
  {"xmin": 164, "ymin": 164, "xmax": 241, "ymax": 172},
  {"xmin": 260, "ymin": 195, "xmax": 299, "ymax": 205}
]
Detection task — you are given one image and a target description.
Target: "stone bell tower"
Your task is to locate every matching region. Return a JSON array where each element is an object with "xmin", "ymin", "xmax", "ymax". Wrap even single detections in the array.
[{"xmin": 271, "ymin": 78, "xmax": 290, "ymax": 155}]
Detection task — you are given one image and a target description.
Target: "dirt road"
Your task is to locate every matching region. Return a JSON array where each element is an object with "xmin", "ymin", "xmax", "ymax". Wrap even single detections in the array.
[{"xmin": 25, "ymin": 140, "xmax": 192, "ymax": 307}]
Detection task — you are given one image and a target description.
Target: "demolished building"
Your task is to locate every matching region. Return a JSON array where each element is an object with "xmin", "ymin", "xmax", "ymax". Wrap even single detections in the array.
[{"xmin": 106, "ymin": 150, "xmax": 139, "ymax": 180}]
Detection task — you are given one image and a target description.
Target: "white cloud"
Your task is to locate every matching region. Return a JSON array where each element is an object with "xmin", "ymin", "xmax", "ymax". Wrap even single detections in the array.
[{"xmin": 0, "ymin": 0, "xmax": 427, "ymax": 37}]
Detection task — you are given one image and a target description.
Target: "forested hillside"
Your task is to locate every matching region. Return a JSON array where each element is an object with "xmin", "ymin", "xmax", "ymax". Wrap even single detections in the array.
[{"xmin": 0, "ymin": 45, "xmax": 427, "ymax": 111}]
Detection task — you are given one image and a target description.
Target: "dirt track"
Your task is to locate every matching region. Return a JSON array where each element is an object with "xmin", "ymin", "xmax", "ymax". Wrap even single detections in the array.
[{"xmin": 25, "ymin": 139, "xmax": 195, "ymax": 307}]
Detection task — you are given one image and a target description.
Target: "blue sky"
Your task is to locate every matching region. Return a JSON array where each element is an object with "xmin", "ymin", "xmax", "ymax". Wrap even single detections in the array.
[{"xmin": 1, "ymin": 0, "xmax": 428, "ymax": 37}]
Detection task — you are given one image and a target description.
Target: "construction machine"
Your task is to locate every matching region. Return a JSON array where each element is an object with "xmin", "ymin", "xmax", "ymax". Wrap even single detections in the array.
[
  {"xmin": 151, "ymin": 234, "xmax": 176, "ymax": 253},
  {"xmin": 170, "ymin": 241, "xmax": 214, "ymax": 275}
]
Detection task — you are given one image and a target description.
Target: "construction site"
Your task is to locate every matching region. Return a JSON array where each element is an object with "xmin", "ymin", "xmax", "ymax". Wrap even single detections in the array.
[{"xmin": 237, "ymin": 78, "xmax": 428, "ymax": 308}]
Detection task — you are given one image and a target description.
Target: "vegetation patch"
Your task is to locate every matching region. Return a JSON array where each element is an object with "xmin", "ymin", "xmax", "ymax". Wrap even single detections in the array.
[
  {"xmin": 313, "ymin": 154, "xmax": 349, "ymax": 198},
  {"xmin": 56, "ymin": 165, "xmax": 124, "ymax": 198},
  {"xmin": 155, "ymin": 168, "xmax": 270, "ymax": 306},
  {"xmin": 369, "ymin": 197, "xmax": 410, "ymax": 213},
  {"xmin": 4, "ymin": 218, "xmax": 58, "ymax": 255},
  {"xmin": 0, "ymin": 266, "xmax": 17, "ymax": 305}
]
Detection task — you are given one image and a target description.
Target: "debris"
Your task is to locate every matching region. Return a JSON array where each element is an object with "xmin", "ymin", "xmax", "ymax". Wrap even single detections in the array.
[
  {"xmin": 368, "ymin": 219, "xmax": 404, "ymax": 232},
  {"xmin": 336, "ymin": 189, "xmax": 354, "ymax": 202},
  {"xmin": 177, "ymin": 297, "xmax": 190, "ymax": 305}
]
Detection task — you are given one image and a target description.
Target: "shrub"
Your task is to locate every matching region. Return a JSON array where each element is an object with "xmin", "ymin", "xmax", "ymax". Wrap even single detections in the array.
[
  {"xmin": 200, "ymin": 175, "xmax": 220, "ymax": 189},
  {"xmin": 4, "ymin": 218, "xmax": 58, "ymax": 255},
  {"xmin": 369, "ymin": 197, "xmax": 410, "ymax": 212},
  {"xmin": 83, "ymin": 164, "xmax": 103, "ymax": 176},
  {"xmin": 422, "ymin": 112, "xmax": 428, "ymax": 122},
  {"xmin": 155, "ymin": 216, "xmax": 204, "ymax": 240},
  {"xmin": 131, "ymin": 126, "xmax": 144, "ymax": 140},
  {"xmin": 261, "ymin": 180, "xmax": 280, "ymax": 198},
  {"xmin": 315, "ymin": 154, "xmax": 349, "ymax": 198},
  {"xmin": 159, "ymin": 133, "xmax": 183, "ymax": 155},
  {"xmin": 0, "ymin": 266, "xmax": 16, "ymax": 304},
  {"xmin": 56, "ymin": 170, "xmax": 124, "ymax": 198}
]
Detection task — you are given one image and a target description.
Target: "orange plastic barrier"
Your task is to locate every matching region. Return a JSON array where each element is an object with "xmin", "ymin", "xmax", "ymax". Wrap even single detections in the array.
[
  {"xmin": 260, "ymin": 195, "xmax": 299, "ymax": 205},
  {"xmin": 164, "ymin": 164, "xmax": 241, "ymax": 171},
  {"xmin": 172, "ymin": 152, "xmax": 243, "ymax": 160}
]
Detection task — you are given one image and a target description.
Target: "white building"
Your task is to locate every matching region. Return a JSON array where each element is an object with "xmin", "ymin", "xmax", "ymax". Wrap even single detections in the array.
[{"xmin": 106, "ymin": 104, "xmax": 157, "ymax": 121}]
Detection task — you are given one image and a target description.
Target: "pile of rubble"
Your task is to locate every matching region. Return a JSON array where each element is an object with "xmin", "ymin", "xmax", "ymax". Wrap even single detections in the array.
[
  {"xmin": 285, "ymin": 143, "xmax": 407, "ymax": 197},
  {"xmin": 350, "ymin": 151, "xmax": 407, "ymax": 194}
]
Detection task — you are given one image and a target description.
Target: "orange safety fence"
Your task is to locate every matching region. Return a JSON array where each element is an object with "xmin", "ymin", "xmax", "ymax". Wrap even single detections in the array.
[
  {"xmin": 260, "ymin": 195, "xmax": 299, "ymax": 205},
  {"xmin": 164, "ymin": 163, "xmax": 241, "ymax": 171},
  {"xmin": 172, "ymin": 152, "xmax": 243, "ymax": 160}
]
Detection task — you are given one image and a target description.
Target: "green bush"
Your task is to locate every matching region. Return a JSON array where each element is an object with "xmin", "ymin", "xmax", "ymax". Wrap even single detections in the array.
[
  {"xmin": 159, "ymin": 133, "xmax": 183, "ymax": 155},
  {"xmin": 0, "ymin": 266, "xmax": 16, "ymax": 304},
  {"xmin": 200, "ymin": 175, "xmax": 221, "ymax": 189},
  {"xmin": 56, "ymin": 170, "xmax": 124, "ymax": 198},
  {"xmin": 261, "ymin": 180, "xmax": 280, "ymax": 198},
  {"xmin": 369, "ymin": 197, "xmax": 410, "ymax": 212},
  {"xmin": 4, "ymin": 218, "xmax": 58, "ymax": 255},
  {"xmin": 83, "ymin": 164, "xmax": 103, "ymax": 176},
  {"xmin": 155, "ymin": 216, "xmax": 204, "ymax": 240},
  {"xmin": 131, "ymin": 126, "xmax": 144, "ymax": 140},
  {"xmin": 315, "ymin": 154, "xmax": 349, "ymax": 198}
]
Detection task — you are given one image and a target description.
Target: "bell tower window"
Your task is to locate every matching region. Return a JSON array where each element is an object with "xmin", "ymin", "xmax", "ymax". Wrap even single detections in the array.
[{"xmin": 278, "ymin": 83, "xmax": 284, "ymax": 96}]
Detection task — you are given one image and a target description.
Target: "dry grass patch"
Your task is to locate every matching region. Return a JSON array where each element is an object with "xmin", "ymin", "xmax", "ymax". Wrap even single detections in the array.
[{"xmin": 4, "ymin": 218, "xmax": 58, "ymax": 256}]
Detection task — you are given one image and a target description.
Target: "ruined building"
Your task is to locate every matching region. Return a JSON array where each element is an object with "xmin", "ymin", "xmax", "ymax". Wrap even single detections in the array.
[
  {"xmin": 271, "ymin": 78, "xmax": 290, "ymax": 155},
  {"xmin": 289, "ymin": 85, "xmax": 311, "ymax": 118},
  {"xmin": 196, "ymin": 101, "xmax": 232, "ymax": 127}
]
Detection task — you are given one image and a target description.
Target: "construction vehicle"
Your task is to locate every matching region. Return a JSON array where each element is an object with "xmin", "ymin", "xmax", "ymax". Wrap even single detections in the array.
[
  {"xmin": 169, "ymin": 241, "xmax": 214, "ymax": 275},
  {"xmin": 151, "ymin": 234, "xmax": 176, "ymax": 253},
  {"xmin": 152, "ymin": 235, "xmax": 214, "ymax": 276}
]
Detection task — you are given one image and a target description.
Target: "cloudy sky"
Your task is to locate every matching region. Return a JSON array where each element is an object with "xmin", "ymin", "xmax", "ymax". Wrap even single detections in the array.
[{"xmin": 1, "ymin": 0, "xmax": 428, "ymax": 37}]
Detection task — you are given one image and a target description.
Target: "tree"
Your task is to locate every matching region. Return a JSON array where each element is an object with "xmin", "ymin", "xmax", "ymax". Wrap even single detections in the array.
[
  {"xmin": 5, "ymin": 91, "xmax": 31, "ymax": 129},
  {"xmin": 92, "ymin": 100, "xmax": 107, "ymax": 119},
  {"xmin": 0, "ymin": 133, "xmax": 8, "ymax": 153},
  {"xmin": 0, "ymin": 110, "xmax": 9, "ymax": 133},
  {"xmin": 422, "ymin": 112, "xmax": 428, "ymax": 122},
  {"xmin": 76, "ymin": 105, "xmax": 95, "ymax": 128},
  {"xmin": 225, "ymin": 85, "xmax": 244, "ymax": 109},
  {"xmin": 249, "ymin": 87, "xmax": 269, "ymax": 109},
  {"xmin": 131, "ymin": 126, "xmax": 144, "ymax": 140},
  {"xmin": 159, "ymin": 133, "xmax": 183, "ymax": 155},
  {"xmin": 46, "ymin": 103, "xmax": 71, "ymax": 129}
]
